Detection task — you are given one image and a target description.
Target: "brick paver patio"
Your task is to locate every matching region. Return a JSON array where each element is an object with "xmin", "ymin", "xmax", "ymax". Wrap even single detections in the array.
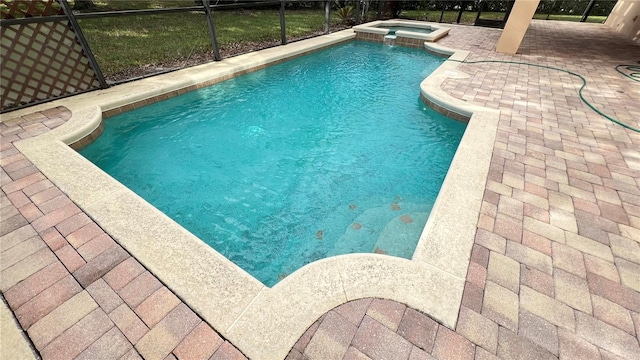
[{"xmin": 2, "ymin": 20, "xmax": 639, "ymax": 360}]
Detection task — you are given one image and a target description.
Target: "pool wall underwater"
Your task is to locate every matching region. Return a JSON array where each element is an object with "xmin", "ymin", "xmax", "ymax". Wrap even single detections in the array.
[{"xmin": 9, "ymin": 22, "xmax": 500, "ymax": 359}]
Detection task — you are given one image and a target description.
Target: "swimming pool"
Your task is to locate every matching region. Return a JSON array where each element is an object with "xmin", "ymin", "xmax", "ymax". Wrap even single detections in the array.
[
  {"xmin": 15, "ymin": 26, "xmax": 500, "ymax": 357},
  {"xmin": 80, "ymin": 41, "xmax": 466, "ymax": 286}
]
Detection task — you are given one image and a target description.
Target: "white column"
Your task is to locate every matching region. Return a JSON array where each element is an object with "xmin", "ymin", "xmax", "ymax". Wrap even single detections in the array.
[{"xmin": 496, "ymin": 0, "xmax": 541, "ymax": 54}]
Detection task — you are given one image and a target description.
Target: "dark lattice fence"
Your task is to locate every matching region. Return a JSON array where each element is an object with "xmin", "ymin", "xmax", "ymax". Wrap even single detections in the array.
[{"xmin": 1, "ymin": 0, "xmax": 102, "ymax": 112}]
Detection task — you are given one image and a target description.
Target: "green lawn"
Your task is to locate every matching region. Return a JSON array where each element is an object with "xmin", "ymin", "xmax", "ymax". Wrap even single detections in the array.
[
  {"xmin": 79, "ymin": 12, "xmax": 211, "ymax": 76},
  {"xmin": 79, "ymin": 9, "xmax": 334, "ymax": 77},
  {"xmin": 73, "ymin": 0, "xmax": 203, "ymax": 11},
  {"xmin": 532, "ymin": 13, "xmax": 607, "ymax": 23},
  {"xmin": 400, "ymin": 10, "xmax": 607, "ymax": 24},
  {"xmin": 400, "ymin": 9, "xmax": 488, "ymax": 23}
]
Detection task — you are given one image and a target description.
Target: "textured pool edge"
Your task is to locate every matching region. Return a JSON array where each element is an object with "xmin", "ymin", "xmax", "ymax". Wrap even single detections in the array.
[
  {"xmin": 0, "ymin": 301, "xmax": 37, "ymax": 360},
  {"xmin": 414, "ymin": 42, "xmax": 500, "ymax": 281},
  {"xmin": 6, "ymin": 24, "xmax": 499, "ymax": 360}
]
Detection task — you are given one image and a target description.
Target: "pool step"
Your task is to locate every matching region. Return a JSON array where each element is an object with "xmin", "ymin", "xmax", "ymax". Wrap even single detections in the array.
[
  {"xmin": 329, "ymin": 202, "xmax": 431, "ymax": 257},
  {"xmin": 373, "ymin": 212, "xmax": 429, "ymax": 258}
]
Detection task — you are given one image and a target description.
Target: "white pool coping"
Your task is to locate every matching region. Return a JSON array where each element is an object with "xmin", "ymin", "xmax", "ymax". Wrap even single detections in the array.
[
  {"xmin": 4, "ymin": 24, "xmax": 499, "ymax": 360},
  {"xmin": 1, "ymin": 301, "xmax": 37, "ymax": 359},
  {"xmin": 353, "ymin": 19, "xmax": 451, "ymax": 42}
]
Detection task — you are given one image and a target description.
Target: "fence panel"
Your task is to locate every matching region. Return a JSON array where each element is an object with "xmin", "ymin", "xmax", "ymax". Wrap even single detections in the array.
[
  {"xmin": 285, "ymin": 1, "xmax": 345, "ymax": 43},
  {"xmin": 1, "ymin": 0, "xmax": 103, "ymax": 112},
  {"xmin": 534, "ymin": 0, "xmax": 617, "ymax": 23},
  {"xmin": 78, "ymin": 11, "xmax": 212, "ymax": 83},
  {"xmin": 214, "ymin": 2, "xmax": 282, "ymax": 58}
]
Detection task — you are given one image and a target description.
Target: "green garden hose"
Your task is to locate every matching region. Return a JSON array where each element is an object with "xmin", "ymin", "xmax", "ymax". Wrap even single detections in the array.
[
  {"xmin": 616, "ymin": 61, "xmax": 640, "ymax": 82},
  {"xmin": 446, "ymin": 58, "xmax": 640, "ymax": 133}
]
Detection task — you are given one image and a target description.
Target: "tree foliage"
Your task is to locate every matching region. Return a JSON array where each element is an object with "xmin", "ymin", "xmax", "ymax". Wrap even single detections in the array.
[
  {"xmin": 394, "ymin": 0, "xmax": 616, "ymax": 17},
  {"xmin": 73, "ymin": 0, "xmax": 96, "ymax": 11}
]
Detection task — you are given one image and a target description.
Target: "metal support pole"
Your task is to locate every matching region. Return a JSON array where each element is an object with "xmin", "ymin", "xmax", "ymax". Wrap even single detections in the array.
[
  {"xmin": 439, "ymin": 0, "xmax": 445, "ymax": 23},
  {"xmin": 279, "ymin": 0, "xmax": 286, "ymax": 45},
  {"xmin": 580, "ymin": 0, "xmax": 597, "ymax": 22},
  {"xmin": 203, "ymin": 0, "xmax": 221, "ymax": 61},
  {"xmin": 59, "ymin": 0, "xmax": 107, "ymax": 88},
  {"xmin": 456, "ymin": 1, "xmax": 464, "ymax": 23},
  {"xmin": 547, "ymin": 0, "xmax": 557, "ymax": 20},
  {"xmin": 501, "ymin": 0, "xmax": 516, "ymax": 28},
  {"xmin": 324, "ymin": 1, "xmax": 330, "ymax": 34},
  {"xmin": 475, "ymin": 0, "xmax": 485, "ymax": 25},
  {"xmin": 355, "ymin": 0, "xmax": 361, "ymax": 24}
]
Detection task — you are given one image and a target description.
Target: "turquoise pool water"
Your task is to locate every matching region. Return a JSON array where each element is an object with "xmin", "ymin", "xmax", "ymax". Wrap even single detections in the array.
[{"xmin": 80, "ymin": 41, "xmax": 466, "ymax": 286}]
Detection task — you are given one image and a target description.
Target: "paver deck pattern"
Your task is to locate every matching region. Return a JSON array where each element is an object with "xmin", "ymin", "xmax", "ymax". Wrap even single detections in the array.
[{"xmin": 1, "ymin": 20, "xmax": 639, "ymax": 360}]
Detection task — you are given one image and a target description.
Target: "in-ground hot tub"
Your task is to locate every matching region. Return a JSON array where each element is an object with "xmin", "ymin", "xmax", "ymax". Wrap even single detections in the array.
[{"xmin": 354, "ymin": 19, "xmax": 451, "ymax": 47}]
